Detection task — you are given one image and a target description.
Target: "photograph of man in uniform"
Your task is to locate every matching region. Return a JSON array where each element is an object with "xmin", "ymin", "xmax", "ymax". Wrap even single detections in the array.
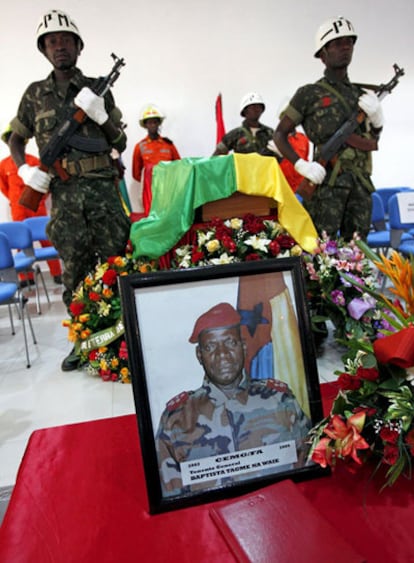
[{"xmin": 155, "ymin": 302, "xmax": 311, "ymax": 498}]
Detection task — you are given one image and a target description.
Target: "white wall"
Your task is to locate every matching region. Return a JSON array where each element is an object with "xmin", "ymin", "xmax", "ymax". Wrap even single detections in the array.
[{"xmin": 0, "ymin": 0, "xmax": 412, "ymax": 220}]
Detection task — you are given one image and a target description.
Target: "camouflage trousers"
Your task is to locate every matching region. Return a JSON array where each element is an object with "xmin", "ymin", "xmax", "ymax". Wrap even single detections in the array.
[
  {"xmin": 303, "ymin": 171, "xmax": 372, "ymax": 241},
  {"xmin": 46, "ymin": 175, "xmax": 131, "ymax": 309}
]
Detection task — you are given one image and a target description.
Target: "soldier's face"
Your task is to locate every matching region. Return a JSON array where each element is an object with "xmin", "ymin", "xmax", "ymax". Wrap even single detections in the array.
[
  {"xmin": 321, "ymin": 37, "xmax": 354, "ymax": 70},
  {"xmin": 196, "ymin": 327, "xmax": 245, "ymax": 390},
  {"xmin": 43, "ymin": 32, "xmax": 80, "ymax": 71}
]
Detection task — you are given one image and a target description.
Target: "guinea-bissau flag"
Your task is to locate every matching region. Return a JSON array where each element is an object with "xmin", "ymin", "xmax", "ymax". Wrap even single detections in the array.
[
  {"xmin": 215, "ymin": 93, "xmax": 226, "ymax": 144},
  {"xmin": 130, "ymin": 153, "xmax": 318, "ymax": 259}
]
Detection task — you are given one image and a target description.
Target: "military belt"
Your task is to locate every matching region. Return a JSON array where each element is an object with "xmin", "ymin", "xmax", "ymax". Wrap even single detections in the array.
[{"xmin": 60, "ymin": 155, "xmax": 112, "ymax": 176}]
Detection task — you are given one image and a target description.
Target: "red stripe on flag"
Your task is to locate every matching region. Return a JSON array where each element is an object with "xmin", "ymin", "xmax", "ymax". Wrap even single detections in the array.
[{"xmin": 215, "ymin": 93, "xmax": 226, "ymax": 145}]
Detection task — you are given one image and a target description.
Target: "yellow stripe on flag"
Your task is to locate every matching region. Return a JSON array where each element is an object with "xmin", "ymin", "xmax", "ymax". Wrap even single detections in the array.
[{"xmin": 233, "ymin": 153, "xmax": 318, "ymax": 253}]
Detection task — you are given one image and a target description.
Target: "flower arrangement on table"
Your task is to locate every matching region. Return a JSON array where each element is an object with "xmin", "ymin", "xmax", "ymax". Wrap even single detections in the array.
[
  {"xmin": 63, "ymin": 249, "xmax": 157, "ymax": 382},
  {"xmin": 309, "ymin": 242, "xmax": 414, "ymax": 487},
  {"xmin": 172, "ymin": 214, "xmax": 303, "ymax": 268},
  {"xmin": 302, "ymin": 232, "xmax": 383, "ymax": 342}
]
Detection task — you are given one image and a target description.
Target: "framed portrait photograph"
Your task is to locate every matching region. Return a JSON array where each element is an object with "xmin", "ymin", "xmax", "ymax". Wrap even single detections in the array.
[{"xmin": 119, "ymin": 257, "xmax": 328, "ymax": 514}]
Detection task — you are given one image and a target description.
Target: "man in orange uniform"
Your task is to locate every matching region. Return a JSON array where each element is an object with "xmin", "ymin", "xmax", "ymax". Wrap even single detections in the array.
[
  {"xmin": 132, "ymin": 105, "xmax": 180, "ymax": 215},
  {"xmin": 0, "ymin": 125, "xmax": 62, "ymax": 284}
]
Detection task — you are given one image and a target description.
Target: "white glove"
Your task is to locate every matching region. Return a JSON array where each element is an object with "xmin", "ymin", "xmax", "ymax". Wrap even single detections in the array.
[
  {"xmin": 18, "ymin": 164, "xmax": 51, "ymax": 194},
  {"xmin": 294, "ymin": 159, "xmax": 326, "ymax": 185},
  {"xmin": 74, "ymin": 87, "xmax": 108, "ymax": 125},
  {"xmin": 266, "ymin": 139, "xmax": 283, "ymax": 158},
  {"xmin": 358, "ymin": 90, "xmax": 384, "ymax": 128}
]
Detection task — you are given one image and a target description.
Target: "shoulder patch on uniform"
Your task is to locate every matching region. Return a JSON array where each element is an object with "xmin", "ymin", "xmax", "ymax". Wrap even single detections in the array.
[
  {"xmin": 162, "ymin": 137, "xmax": 173, "ymax": 144},
  {"xmin": 265, "ymin": 379, "xmax": 290, "ymax": 393},
  {"xmin": 166, "ymin": 391, "xmax": 189, "ymax": 412}
]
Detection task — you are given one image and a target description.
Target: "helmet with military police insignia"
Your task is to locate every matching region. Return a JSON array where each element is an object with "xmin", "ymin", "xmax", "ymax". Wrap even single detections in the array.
[
  {"xmin": 314, "ymin": 16, "xmax": 357, "ymax": 58},
  {"xmin": 239, "ymin": 92, "xmax": 265, "ymax": 117},
  {"xmin": 36, "ymin": 10, "xmax": 84, "ymax": 51}
]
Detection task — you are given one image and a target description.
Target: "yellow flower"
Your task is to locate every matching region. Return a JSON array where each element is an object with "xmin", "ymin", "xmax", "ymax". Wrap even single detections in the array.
[
  {"xmin": 120, "ymin": 367, "xmax": 130, "ymax": 383},
  {"xmin": 80, "ymin": 329, "xmax": 92, "ymax": 339},
  {"xmin": 206, "ymin": 239, "xmax": 220, "ymax": 253},
  {"xmin": 290, "ymin": 245, "xmax": 303, "ymax": 256},
  {"xmin": 102, "ymin": 288, "xmax": 113, "ymax": 299},
  {"xmin": 62, "ymin": 319, "xmax": 71, "ymax": 327},
  {"xmin": 230, "ymin": 218, "xmax": 243, "ymax": 230},
  {"xmin": 110, "ymin": 357, "xmax": 119, "ymax": 368},
  {"xmin": 114, "ymin": 256, "xmax": 126, "ymax": 267},
  {"xmin": 79, "ymin": 314, "xmax": 90, "ymax": 323},
  {"xmin": 84, "ymin": 276, "xmax": 94, "ymax": 288},
  {"xmin": 98, "ymin": 347, "xmax": 108, "ymax": 354},
  {"xmin": 95, "ymin": 263, "xmax": 109, "ymax": 279},
  {"xmin": 100, "ymin": 359, "xmax": 108, "ymax": 370}
]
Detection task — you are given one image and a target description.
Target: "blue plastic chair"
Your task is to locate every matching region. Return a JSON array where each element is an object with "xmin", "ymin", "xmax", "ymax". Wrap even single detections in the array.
[
  {"xmin": 376, "ymin": 187, "xmax": 414, "ymax": 218},
  {"xmin": 388, "ymin": 193, "xmax": 414, "ymax": 256},
  {"xmin": 0, "ymin": 232, "xmax": 37, "ymax": 367},
  {"xmin": 23, "ymin": 216, "xmax": 60, "ymax": 262},
  {"xmin": 0, "ymin": 221, "xmax": 50, "ymax": 314},
  {"xmin": 367, "ymin": 192, "xmax": 390, "ymax": 256}
]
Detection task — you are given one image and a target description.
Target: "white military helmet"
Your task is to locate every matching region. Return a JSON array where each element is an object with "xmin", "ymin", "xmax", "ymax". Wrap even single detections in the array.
[
  {"xmin": 239, "ymin": 92, "xmax": 265, "ymax": 116},
  {"xmin": 139, "ymin": 105, "xmax": 165, "ymax": 128},
  {"xmin": 314, "ymin": 16, "xmax": 357, "ymax": 58},
  {"xmin": 36, "ymin": 10, "xmax": 84, "ymax": 51}
]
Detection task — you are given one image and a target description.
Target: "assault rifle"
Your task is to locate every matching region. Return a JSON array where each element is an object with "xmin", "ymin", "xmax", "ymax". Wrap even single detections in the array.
[
  {"xmin": 19, "ymin": 53, "xmax": 126, "ymax": 211},
  {"xmin": 297, "ymin": 63, "xmax": 405, "ymax": 201}
]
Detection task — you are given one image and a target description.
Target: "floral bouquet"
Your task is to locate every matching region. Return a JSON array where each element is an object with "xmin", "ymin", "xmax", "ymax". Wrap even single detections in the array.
[
  {"xmin": 172, "ymin": 214, "xmax": 303, "ymax": 268},
  {"xmin": 309, "ymin": 242, "xmax": 414, "ymax": 487},
  {"xmin": 63, "ymin": 248, "xmax": 157, "ymax": 382},
  {"xmin": 302, "ymin": 232, "xmax": 382, "ymax": 342}
]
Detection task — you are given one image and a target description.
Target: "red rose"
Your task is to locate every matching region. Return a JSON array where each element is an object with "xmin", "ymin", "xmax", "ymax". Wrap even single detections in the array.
[
  {"xmin": 89, "ymin": 350, "xmax": 99, "ymax": 361},
  {"xmin": 337, "ymin": 372, "xmax": 361, "ymax": 391},
  {"xmin": 383, "ymin": 443, "xmax": 399, "ymax": 465},
  {"xmin": 269, "ymin": 240, "xmax": 281, "ymax": 256},
  {"xmin": 356, "ymin": 367, "xmax": 379, "ymax": 381},
  {"xmin": 111, "ymin": 373, "xmax": 118, "ymax": 382},
  {"xmin": 222, "ymin": 236, "xmax": 237, "ymax": 253},
  {"xmin": 276, "ymin": 234, "xmax": 296, "ymax": 249},
  {"xmin": 243, "ymin": 214, "xmax": 265, "ymax": 234},
  {"xmin": 107, "ymin": 256, "xmax": 117, "ymax": 265},
  {"xmin": 89, "ymin": 291, "xmax": 101, "ymax": 302},
  {"xmin": 102, "ymin": 269, "xmax": 118, "ymax": 286},
  {"xmin": 380, "ymin": 427, "xmax": 400, "ymax": 444},
  {"xmin": 100, "ymin": 369, "xmax": 112, "ymax": 382},
  {"xmin": 69, "ymin": 302, "xmax": 85, "ymax": 316},
  {"xmin": 245, "ymin": 253, "xmax": 261, "ymax": 261},
  {"xmin": 191, "ymin": 250, "xmax": 204, "ymax": 263},
  {"xmin": 119, "ymin": 340, "xmax": 128, "ymax": 360}
]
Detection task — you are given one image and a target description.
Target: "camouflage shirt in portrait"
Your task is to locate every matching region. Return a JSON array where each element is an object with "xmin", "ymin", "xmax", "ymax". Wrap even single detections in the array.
[
  {"xmin": 215, "ymin": 120, "xmax": 274, "ymax": 155},
  {"xmin": 156, "ymin": 373, "xmax": 311, "ymax": 497}
]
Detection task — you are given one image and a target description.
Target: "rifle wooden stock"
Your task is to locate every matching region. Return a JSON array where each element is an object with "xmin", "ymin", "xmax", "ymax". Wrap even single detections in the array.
[
  {"xmin": 18, "ymin": 161, "xmax": 70, "ymax": 212},
  {"xmin": 296, "ymin": 178, "xmax": 317, "ymax": 201}
]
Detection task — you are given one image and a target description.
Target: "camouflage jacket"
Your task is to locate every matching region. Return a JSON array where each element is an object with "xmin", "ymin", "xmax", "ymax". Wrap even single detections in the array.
[
  {"xmin": 10, "ymin": 68, "xmax": 125, "ymax": 168},
  {"xmin": 156, "ymin": 373, "xmax": 311, "ymax": 497},
  {"xmin": 285, "ymin": 69, "xmax": 376, "ymax": 189},
  {"xmin": 215, "ymin": 120, "xmax": 274, "ymax": 155}
]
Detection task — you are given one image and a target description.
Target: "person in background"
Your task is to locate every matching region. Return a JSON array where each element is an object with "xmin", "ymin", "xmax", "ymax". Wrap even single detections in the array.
[
  {"xmin": 132, "ymin": 105, "xmax": 181, "ymax": 215},
  {"xmin": 274, "ymin": 16, "xmax": 383, "ymax": 240},
  {"xmin": 0, "ymin": 125, "xmax": 62, "ymax": 285},
  {"xmin": 212, "ymin": 92, "xmax": 276, "ymax": 157},
  {"xmin": 8, "ymin": 9, "xmax": 130, "ymax": 371}
]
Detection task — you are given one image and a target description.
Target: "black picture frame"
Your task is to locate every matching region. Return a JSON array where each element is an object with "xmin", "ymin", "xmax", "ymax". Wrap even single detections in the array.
[{"xmin": 119, "ymin": 257, "xmax": 328, "ymax": 514}]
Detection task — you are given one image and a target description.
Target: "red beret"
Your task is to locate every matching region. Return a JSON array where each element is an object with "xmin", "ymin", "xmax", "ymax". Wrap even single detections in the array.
[{"xmin": 189, "ymin": 302, "xmax": 241, "ymax": 343}]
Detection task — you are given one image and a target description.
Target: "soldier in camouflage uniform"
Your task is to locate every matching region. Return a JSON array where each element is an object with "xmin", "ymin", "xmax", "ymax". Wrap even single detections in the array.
[
  {"xmin": 213, "ymin": 92, "xmax": 277, "ymax": 157},
  {"xmin": 9, "ymin": 10, "xmax": 130, "ymax": 371},
  {"xmin": 274, "ymin": 17, "xmax": 384, "ymax": 240},
  {"xmin": 156, "ymin": 303, "xmax": 311, "ymax": 497}
]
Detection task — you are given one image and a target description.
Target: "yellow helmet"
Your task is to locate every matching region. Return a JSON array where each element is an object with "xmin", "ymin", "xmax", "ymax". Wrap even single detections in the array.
[
  {"xmin": 139, "ymin": 105, "xmax": 165, "ymax": 128},
  {"xmin": 36, "ymin": 10, "xmax": 84, "ymax": 51}
]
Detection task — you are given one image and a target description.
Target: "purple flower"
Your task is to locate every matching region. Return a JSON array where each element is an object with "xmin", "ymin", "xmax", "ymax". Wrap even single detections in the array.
[
  {"xmin": 325, "ymin": 240, "xmax": 338, "ymax": 255},
  {"xmin": 331, "ymin": 289, "xmax": 346, "ymax": 306},
  {"xmin": 347, "ymin": 296, "xmax": 377, "ymax": 320}
]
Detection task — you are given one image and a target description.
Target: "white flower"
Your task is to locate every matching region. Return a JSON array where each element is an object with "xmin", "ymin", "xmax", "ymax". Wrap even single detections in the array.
[
  {"xmin": 175, "ymin": 245, "xmax": 191, "ymax": 257},
  {"xmin": 198, "ymin": 230, "xmax": 214, "ymax": 246},
  {"xmin": 209, "ymin": 253, "xmax": 237, "ymax": 265},
  {"xmin": 244, "ymin": 235, "xmax": 271, "ymax": 252},
  {"xmin": 98, "ymin": 302, "xmax": 111, "ymax": 317}
]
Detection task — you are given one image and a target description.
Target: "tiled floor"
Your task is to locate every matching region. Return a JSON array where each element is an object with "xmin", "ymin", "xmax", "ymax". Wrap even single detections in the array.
[{"xmin": 0, "ymin": 272, "xmax": 345, "ymax": 520}]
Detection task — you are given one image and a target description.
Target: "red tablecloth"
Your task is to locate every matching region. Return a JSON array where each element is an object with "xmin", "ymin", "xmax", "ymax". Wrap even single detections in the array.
[{"xmin": 1, "ymin": 384, "xmax": 414, "ymax": 563}]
